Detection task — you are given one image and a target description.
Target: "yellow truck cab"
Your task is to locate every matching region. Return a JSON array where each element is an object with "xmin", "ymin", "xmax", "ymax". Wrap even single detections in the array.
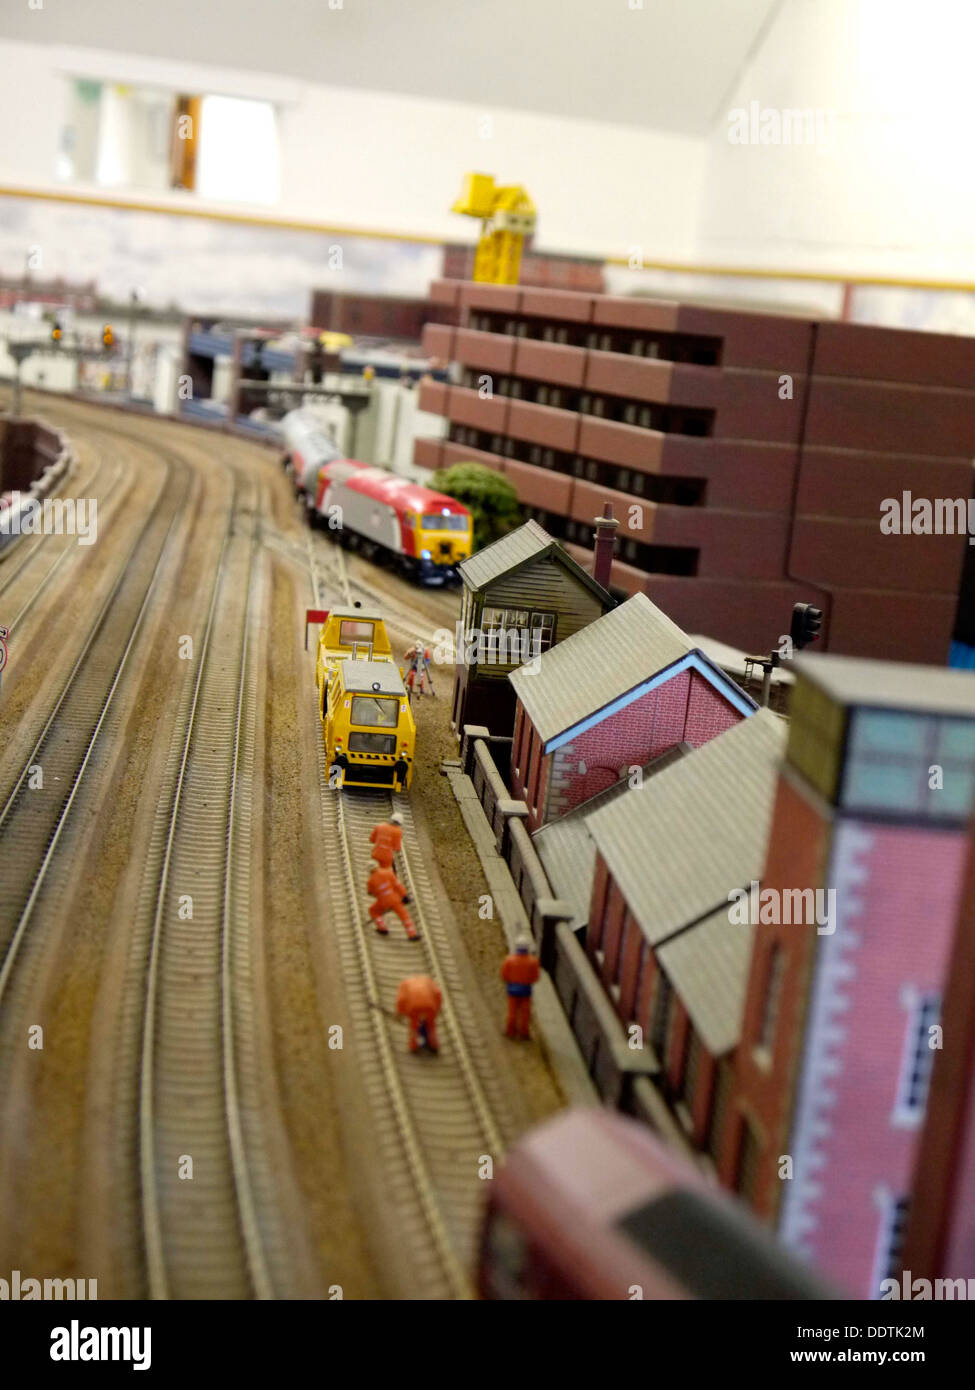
[{"xmin": 315, "ymin": 608, "xmax": 416, "ymax": 791}]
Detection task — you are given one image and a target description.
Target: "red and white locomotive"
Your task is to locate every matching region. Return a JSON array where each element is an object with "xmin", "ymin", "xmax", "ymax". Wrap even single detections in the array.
[
  {"xmin": 280, "ymin": 408, "xmax": 472, "ymax": 584},
  {"xmin": 314, "ymin": 460, "xmax": 472, "ymax": 584}
]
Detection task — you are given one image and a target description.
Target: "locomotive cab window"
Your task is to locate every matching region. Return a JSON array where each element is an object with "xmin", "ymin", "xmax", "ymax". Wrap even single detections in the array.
[
  {"xmin": 350, "ymin": 696, "xmax": 398, "ymax": 728},
  {"xmin": 422, "ymin": 512, "xmax": 469, "ymax": 531},
  {"xmin": 340, "ymin": 620, "xmax": 375, "ymax": 646}
]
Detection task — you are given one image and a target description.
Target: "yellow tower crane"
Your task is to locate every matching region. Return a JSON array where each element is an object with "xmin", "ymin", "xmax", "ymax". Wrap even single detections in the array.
[{"xmin": 451, "ymin": 173, "xmax": 537, "ymax": 286}]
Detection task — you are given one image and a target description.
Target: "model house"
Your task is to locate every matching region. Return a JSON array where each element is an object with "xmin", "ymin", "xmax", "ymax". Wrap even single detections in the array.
[
  {"xmin": 451, "ymin": 518, "xmax": 614, "ymax": 737},
  {"xmin": 572, "ymin": 709, "xmax": 785, "ymax": 1133},
  {"xmin": 724, "ymin": 653, "xmax": 975, "ymax": 1298},
  {"xmin": 509, "ymin": 591, "xmax": 756, "ymax": 831}
]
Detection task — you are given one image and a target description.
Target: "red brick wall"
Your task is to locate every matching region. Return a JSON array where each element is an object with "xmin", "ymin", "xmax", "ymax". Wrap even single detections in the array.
[
  {"xmin": 685, "ymin": 670, "xmax": 742, "ymax": 744},
  {"xmin": 546, "ymin": 667, "xmax": 742, "ymax": 821},
  {"xmin": 667, "ymin": 1000, "xmax": 690, "ymax": 1092},
  {"xmin": 692, "ymin": 1049, "xmax": 718, "ymax": 1146},
  {"xmin": 589, "ymin": 853, "xmax": 610, "ymax": 952},
  {"xmin": 721, "ymin": 773, "xmax": 827, "ymax": 1211}
]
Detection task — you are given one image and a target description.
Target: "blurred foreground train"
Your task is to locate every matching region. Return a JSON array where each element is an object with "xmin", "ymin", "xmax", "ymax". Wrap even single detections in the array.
[
  {"xmin": 479, "ymin": 1109, "xmax": 838, "ymax": 1300},
  {"xmin": 282, "ymin": 408, "xmax": 472, "ymax": 584},
  {"xmin": 315, "ymin": 606, "xmax": 416, "ymax": 792}
]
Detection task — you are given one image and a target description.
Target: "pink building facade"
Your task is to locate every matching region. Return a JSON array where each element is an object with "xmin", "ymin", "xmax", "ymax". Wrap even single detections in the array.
[
  {"xmin": 725, "ymin": 653, "xmax": 975, "ymax": 1297},
  {"xmin": 509, "ymin": 594, "xmax": 753, "ymax": 831}
]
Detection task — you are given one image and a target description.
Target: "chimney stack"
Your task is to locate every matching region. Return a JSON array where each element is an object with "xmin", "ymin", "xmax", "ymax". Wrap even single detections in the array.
[{"xmin": 592, "ymin": 502, "xmax": 619, "ymax": 591}]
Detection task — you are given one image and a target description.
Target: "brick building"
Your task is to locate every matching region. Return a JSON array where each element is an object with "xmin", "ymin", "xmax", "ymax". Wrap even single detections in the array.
[
  {"xmin": 553, "ymin": 708, "xmax": 784, "ymax": 1124},
  {"xmin": 509, "ymin": 592, "xmax": 754, "ymax": 830},
  {"xmin": 415, "ymin": 280, "xmax": 975, "ymax": 665},
  {"xmin": 310, "ymin": 289, "xmax": 441, "ymax": 343},
  {"xmin": 902, "ymin": 823, "xmax": 975, "ymax": 1285},
  {"xmin": 724, "ymin": 653, "xmax": 975, "ymax": 1297}
]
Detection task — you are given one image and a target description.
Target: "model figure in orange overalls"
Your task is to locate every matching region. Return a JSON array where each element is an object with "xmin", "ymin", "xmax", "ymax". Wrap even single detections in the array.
[
  {"xmin": 501, "ymin": 939, "xmax": 540, "ymax": 1039},
  {"xmin": 370, "ymin": 812, "xmax": 403, "ymax": 868},
  {"xmin": 367, "ymin": 864, "xmax": 419, "ymax": 940},
  {"xmin": 396, "ymin": 974, "xmax": 442, "ymax": 1053}
]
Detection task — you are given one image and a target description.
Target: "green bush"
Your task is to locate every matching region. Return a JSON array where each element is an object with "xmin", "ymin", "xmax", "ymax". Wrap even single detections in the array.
[{"xmin": 430, "ymin": 461, "xmax": 524, "ymax": 552}]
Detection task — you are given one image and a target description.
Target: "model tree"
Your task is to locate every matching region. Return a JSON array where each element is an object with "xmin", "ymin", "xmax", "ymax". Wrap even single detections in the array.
[{"xmin": 429, "ymin": 461, "xmax": 523, "ymax": 552}]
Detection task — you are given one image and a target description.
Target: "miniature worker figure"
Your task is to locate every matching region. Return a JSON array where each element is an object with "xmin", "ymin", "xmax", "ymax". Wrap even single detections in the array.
[
  {"xmin": 501, "ymin": 938, "xmax": 541, "ymax": 1040},
  {"xmin": 403, "ymin": 644, "xmax": 435, "ymax": 697},
  {"xmin": 370, "ymin": 811, "xmax": 404, "ymax": 869},
  {"xmin": 367, "ymin": 864, "xmax": 419, "ymax": 941},
  {"xmin": 396, "ymin": 974, "xmax": 442, "ymax": 1053}
]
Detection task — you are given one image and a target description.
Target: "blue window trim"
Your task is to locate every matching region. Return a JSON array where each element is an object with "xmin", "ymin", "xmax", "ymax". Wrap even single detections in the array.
[{"xmin": 543, "ymin": 651, "xmax": 756, "ymax": 754}]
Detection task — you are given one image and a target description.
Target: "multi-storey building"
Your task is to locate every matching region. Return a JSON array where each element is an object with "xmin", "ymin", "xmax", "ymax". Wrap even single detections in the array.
[
  {"xmin": 724, "ymin": 653, "xmax": 975, "ymax": 1297},
  {"xmin": 415, "ymin": 280, "xmax": 975, "ymax": 665}
]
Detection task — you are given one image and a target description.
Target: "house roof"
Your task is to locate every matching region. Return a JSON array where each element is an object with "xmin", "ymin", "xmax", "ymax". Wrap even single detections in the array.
[
  {"xmin": 458, "ymin": 518, "xmax": 612, "ymax": 604},
  {"xmin": 656, "ymin": 905, "xmax": 755, "ymax": 1057},
  {"xmin": 533, "ymin": 744, "xmax": 690, "ymax": 931},
  {"xmin": 509, "ymin": 592, "xmax": 756, "ymax": 747},
  {"xmin": 586, "ymin": 707, "xmax": 786, "ymax": 947},
  {"xmin": 796, "ymin": 651, "xmax": 975, "ymax": 718}
]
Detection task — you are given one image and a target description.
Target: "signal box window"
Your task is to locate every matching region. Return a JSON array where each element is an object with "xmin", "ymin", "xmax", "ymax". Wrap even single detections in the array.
[{"xmin": 350, "ymin": 696, "xmax": 398, "ymax": 728}]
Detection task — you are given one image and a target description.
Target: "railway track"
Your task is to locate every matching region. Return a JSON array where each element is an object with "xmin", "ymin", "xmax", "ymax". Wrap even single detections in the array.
[
  {"xmin": 131, "ymin": 477, "xmax": 286, "ymax": 1299},
  {"xmin": 319, "ymin": 779, "xmax": 514, "ymax": 1298},
  {"xmin": 309, "ymin": 528, "xmax": 457, "ymax": 658},
  {"xmin": 307, "ymin": 503, "xmax": 512, "ymax": 1295},
  {"xmin": 0, "ymin": 456, "xmax": 187, "ymax": 1007},
  {"xmin": 0, "ymin": 456, "xmax": 112, "ymax": 605}
]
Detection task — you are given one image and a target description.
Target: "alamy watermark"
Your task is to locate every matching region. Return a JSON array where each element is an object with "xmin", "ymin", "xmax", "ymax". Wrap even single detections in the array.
[
  {"xmin": 1, "ymin": 1268, "xmax": 97, "ymax": 1299},
  {"xmin": 882, "ymin": 1270, "xmax": 975, "ymax": 1300},
  {"xmin": 728, "ymin": 881, "xmax": 836, "ymax": 935},
  {"xmin": 0, "ymin": 493, "xmax": 97, "ymax": 545},
  {"xmin": 880, "ymin": 493, "xmax": 975, "ymax": 546},
  {"xmin": 728, "ymin": 101, "xmax": 836, "ymax": 151},
  {"xmin": 433, "ymin": 624, "xmax": 544, "ymax": 675}
]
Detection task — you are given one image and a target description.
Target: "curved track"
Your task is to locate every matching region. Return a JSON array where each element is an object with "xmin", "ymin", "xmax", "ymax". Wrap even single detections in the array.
[{"xmin": 0, "ymin": 452, "xmax": 186, "ymax": 1007}]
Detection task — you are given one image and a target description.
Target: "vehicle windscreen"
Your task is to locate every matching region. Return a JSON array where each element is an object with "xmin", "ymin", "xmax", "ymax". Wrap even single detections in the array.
[
  {"xmin": 350, "ymin": 696, "xmax": 398, "ymax": 728},
  {"xmin": 422, "ymin": 513, "xmax": 469, "ymax": 531}
]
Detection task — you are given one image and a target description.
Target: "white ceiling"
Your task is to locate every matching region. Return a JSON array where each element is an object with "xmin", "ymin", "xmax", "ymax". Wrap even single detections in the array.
[{"xmin": 0, "ymin": 0, "xmax": 782, "ymax": 134}]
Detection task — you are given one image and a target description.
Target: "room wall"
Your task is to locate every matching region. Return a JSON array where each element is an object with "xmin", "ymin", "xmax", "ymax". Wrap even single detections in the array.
[
  {"xmin": 0, "ymin": 37, "xmax": 707, "ymax": 265},
  {"xmin": 696, "ymin": 0, "xmax": 975, "ymax": 309}
]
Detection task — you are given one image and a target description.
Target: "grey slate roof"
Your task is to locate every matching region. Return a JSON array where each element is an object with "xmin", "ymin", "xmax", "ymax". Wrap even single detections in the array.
[
  {"xmin": 458, "ymin": 518, "xmax": 611, "ymax": 602},
  {"xmin": 532, "ymin": 815, "xmax": 598, "ymax": 933},
  {"xmin": 509, "ymin": 592, "xmax": 694, "ymax": 745},
  {"xmin": 796, "ymin": 651, "xmax": 975, "ymax": 718},
  {"xmin": 657, "ymin": 906, "xmax": 755, "ymax": 1056},
  {"xmin": 586, "ymin": 706, "xmax": 786, "ymax": 947},
  {"xmin": 532, "ymin": 744, "xmax": 690, "ymax": 931}
]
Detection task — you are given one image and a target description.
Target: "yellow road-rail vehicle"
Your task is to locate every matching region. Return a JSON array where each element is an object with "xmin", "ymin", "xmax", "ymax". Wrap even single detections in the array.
[{"xmin": 315, "ymin": 607, "xmax": 417, "ymax": 791}]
